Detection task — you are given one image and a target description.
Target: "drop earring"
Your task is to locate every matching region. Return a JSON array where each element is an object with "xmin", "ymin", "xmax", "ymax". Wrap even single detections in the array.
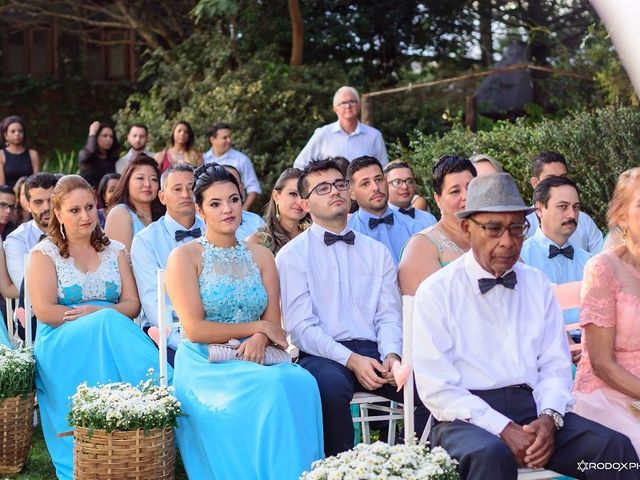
[
  {"xmin": 60, "ymin": 224, "xmax": 66, "ymax": 240},
  {"xmin": 621, "ymin": 225, "xmax": 628, "ymax": 244},
  {"xmin": 275, "ymin": 202, "xmax": 281, "ymax": 221}
]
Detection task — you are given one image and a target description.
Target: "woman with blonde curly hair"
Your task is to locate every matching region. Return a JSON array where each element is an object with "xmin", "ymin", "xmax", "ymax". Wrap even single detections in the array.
[
  {"xmin": 26, "ymin": 174, "xmax": 170, "ymax": 480},
  {"xmin": 573, "ymin": 166, "xmax": 640, "ymax": 455}
]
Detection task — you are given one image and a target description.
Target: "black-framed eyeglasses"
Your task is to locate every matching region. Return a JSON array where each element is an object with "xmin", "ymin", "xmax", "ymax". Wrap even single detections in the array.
[
  {"xmin": 468, "ymin": 217, "xmax": 530, "ymax": 238},
  {"xmin": 0, "ymin": 202, "xmax": 15, "ymax": 211},
  {"xmin": 305, "ymin": 179, "xmax": 350, "ymax": 199},
  {"xmin": 335, "ymin": 100, "xmax": 358, "ymax": 108},
  {"xmin": 389, "ymin": 178, "xmax": 416, "ymax": 188}
]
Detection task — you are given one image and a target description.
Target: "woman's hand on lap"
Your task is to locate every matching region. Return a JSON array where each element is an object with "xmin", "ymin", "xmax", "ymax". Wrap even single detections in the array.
[{"xmin": 237, "ymin": 333, "xmax": 269, "ymax": 364}]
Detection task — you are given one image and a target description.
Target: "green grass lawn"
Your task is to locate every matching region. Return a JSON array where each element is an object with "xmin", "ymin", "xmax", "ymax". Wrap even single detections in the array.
[{"xmin": 5, "ymin": 423, "xmax": 187, "ymax": 480}]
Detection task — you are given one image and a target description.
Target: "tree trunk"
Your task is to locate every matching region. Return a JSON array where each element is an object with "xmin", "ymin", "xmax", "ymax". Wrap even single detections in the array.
[
  {"xmin": 288, "ymin": 0, "xmax": 303, "ymax": 66},
  {"xmin": 478, "ymin": 0, "xmax": 493, "ymax": 67}
]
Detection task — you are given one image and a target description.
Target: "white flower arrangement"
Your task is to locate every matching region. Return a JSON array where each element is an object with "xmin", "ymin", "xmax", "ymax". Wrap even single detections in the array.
[
  {"xmin": 0, "ymin": 345, "xmax": 35, "ymax": 400},
  {"xmin": 301, "ymin": 441, "xmax": 459, "ymax": 480},
  {"xmin": 68, "ymin": 369, "xmax": 182, "ymax": 433}
]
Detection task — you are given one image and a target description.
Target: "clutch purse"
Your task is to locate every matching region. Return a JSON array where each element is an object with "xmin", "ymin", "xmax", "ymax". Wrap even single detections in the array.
[{"xmin": 208, "ymin": 338, "xmax": 291, "ymax": 365}]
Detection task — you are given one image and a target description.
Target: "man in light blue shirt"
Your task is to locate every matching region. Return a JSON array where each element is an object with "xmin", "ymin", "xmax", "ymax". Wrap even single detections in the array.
[
  {"xmin": 293, "ymin": 86, "xmax": 388, "ymax": 169},
  {"xmin": 347, "ymin": 156, "xmax": 421, "ymax": 265},
  {"xmin": 525, "ymin": 151, "xmax": 603, "ymax": 253},
  {"xmin": 131, "ymin": 164, "xmax": 204, "ymax": 366},
  {"xmin": 521, "ymin": 176, "xmax": 592, "ymax": 346},
  {"xmin": 384, "ymin": 160, "xmax": 437, "ymax": 230},
  {"xmin": 203, "ymin": 123, "xmax": 261, "ymax": 210},
  {"xmin": 277, "ymin": 158, "xmax": 427, "ymax": 457},
  {"xmin": 221, "ymin": 165, "xmax": 265, "ymax": 240}
]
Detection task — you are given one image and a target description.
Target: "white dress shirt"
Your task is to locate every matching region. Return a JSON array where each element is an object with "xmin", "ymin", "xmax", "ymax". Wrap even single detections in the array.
[
  {"xmin": 276, "ymin": 223, "xmax": 402, "ymax": 366},
  {"xmin": 203, "ymin": 148, "xmax": 262, "ymax": 195},
  {"xmin": 293, "ymin": 121, "xmax": 388, "ymax": 169},
  {"xmin": 5, "ymin": 220, "xmax": 46, "ymax": 288},
  {"xmin": 413, "ymin": 251, "xmax": 574, "ymax": 437},
  {"xmin": 526, "ymin": 211, "xmax": 603, "ymax": 254}
]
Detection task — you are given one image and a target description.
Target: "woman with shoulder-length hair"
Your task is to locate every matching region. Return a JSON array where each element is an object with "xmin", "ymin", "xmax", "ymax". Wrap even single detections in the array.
[
  {"xmin": 154, "ymin": 120, "xmax": 202, "ymax": 173},
  {"xmin": 573, "ymin": 166, "xmax": 640, "ymax": 455},
  {"xmin": 246, "ymin": 167, "xmax": 310, "ymax": 254},
  {"xmin": 26, "ymin": 174, "xmax": 170, "ymax": 480},
  {"xmin": 0, "ymin": 115, "xmax": 40, "ymax": 188},
  {"xmin": 104, "ymin": 154, "xmax": 165, "ymax": 252},
  {"xmin": 78, "ymin": 121, "xmax": 121, "ymax": 188}
]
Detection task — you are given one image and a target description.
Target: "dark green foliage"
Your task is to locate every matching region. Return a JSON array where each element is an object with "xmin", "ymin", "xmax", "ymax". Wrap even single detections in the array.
[{"xmin": 395, "ymin": 106, "xmax": 640, "ymax": 229}]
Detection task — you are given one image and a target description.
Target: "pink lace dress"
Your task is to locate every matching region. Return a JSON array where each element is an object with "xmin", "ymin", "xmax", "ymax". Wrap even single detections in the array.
[{"xmin": 573, "ymin": 251, "xmax": 640, "ymax": 454}]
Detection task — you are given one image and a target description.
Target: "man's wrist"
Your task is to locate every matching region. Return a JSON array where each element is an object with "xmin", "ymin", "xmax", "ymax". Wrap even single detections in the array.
[
  {"xmin": 539, "ymin": 408, "xmax": 563, "ymax": 430},
  {"xmin": 385, "ymin": 353, "xmax": 400, "ymax": 361}
]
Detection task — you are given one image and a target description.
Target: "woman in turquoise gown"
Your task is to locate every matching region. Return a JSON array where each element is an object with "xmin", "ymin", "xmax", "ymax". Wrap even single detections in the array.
[
  {"xmin": 0, "ymin": 238, "xmax": 18, "ymax": 347},
  {"xmin": 0, "ymin": 313, "xmax": 10, "ymax": 347},
  {"xmin": 166, "ymin": 164, "xmax": 323, "ymax": 480},
  {"xmin": 27, "ymin": 175, "xmax": 171, "ymax": 480}
]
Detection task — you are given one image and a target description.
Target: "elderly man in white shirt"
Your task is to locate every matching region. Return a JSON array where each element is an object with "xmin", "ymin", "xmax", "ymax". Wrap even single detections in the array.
[
  {"xmin": 277, "ymin": 158, "xmax": 427, "ymax": 457},
  {"xmin": 293, "ymin": 86, "xmax": 388, "ymax": 169},
  {"xmin": 413, "ymin": 173, "xmax": 638, "ymax": 480}
]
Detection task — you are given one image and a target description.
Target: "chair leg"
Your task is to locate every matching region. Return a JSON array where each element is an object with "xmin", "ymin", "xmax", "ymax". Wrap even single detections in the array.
[
  {"xmin": 388, "ymin": 401, "xmax": 397, "ymax": 445},
  {"xmin": 360, "ymin": 404, "xmax": 371, "ymax": 444}
]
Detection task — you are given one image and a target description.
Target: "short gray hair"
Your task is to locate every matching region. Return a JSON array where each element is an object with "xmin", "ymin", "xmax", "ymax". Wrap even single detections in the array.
[
  {"xmin": 333, "ymin": 86, "xmax": 360, "ymax": 107},
  {"xmin": 160, "ymin": 163, "xmax": 195, "ymax": 190}
]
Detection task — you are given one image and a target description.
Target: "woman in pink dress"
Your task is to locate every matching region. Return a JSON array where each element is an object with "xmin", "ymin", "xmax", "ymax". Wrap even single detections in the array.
[{"xmin": 573, "ymin": 166, "xmax": 640, "ymax": 455}]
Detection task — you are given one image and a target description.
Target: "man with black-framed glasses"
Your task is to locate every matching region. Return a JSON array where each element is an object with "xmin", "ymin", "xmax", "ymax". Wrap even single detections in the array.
[
  {"xmin": 0, "ymin": 184, "xmax": 17, "ymax": 240},
  {"xmin": 412, "ymin": 173, "xmax": 637, "ymax": 480},
  {"xmin": 277, "ymin": 158, "xmax": 428, "ymax": 457},
  {"xmin": 384, "ymin": 161, "xmax": 437, "ymax": 230},
  {"xmin": 293, "ymin": 86, "xmax": 388, "ymax": 169}
]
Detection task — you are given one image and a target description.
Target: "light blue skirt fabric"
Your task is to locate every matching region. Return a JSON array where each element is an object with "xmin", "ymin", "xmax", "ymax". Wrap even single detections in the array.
[
  {"xmin": 174, "ymin": 341, "xmax": 324, "ymax": 480},
  {"xmin": 35, "ymin": 304, "xmax": 173, "ymax": 480},
  {"xmin": 0, "ymin": 312, "xmax": 11, "ymax": 347}
]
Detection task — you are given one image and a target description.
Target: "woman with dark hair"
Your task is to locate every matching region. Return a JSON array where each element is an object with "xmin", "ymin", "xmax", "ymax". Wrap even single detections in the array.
[
  {"xmin": 12, "ymin": 175, "xmax": 31, "ymax": 225},
  {"xmin": 26, "ymin": 174, "xmax": 169, "ymax": 480},
  {"xmin": 398, "ymin": 155, "xmax": 477, "ymax": 295},
  {"xmin": 104, "ymin": 154, "xmax": 164, "ymax": 252},
  {"xmin": 0, "ymin": 115, "xmax": 40, "ymax": 188},
  {"xmin": 165, "ymin": 163, "xmax": 322, "ymax": 479},
  {"xmin": 246, "ymin": 168, "xmax": 310, "ymax": 254},
  {"xmin": 78, "ymin": 121, "xmax": 121, "ymax": 188},
  {"xmin": 96, "ymin": 172, "xmax": 121, "ymax": 228},
  {"xmin": 154, "ymin": 120, "xmax": 202, "ymax": 173}
]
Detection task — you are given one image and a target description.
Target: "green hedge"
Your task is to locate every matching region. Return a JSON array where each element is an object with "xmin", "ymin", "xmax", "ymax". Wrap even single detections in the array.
[{"xmin": 395, "ymin": 106, "xmax": 640, "ymax": 229}]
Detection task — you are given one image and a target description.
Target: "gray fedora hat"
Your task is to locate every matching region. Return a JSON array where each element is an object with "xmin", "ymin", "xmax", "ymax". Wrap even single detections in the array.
[{"xmin": 456, "ymin": 172, "xmax": 535, "ymax": 219}]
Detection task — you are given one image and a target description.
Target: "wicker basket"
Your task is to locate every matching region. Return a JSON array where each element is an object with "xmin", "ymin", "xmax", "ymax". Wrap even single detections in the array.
[
  {"xmin": 74, "ymin": 426, "xmax": 175, "ymax": 479},
  {"xmin": 0, "ymin": 392, "xmax": 35, "ymax": 474}
]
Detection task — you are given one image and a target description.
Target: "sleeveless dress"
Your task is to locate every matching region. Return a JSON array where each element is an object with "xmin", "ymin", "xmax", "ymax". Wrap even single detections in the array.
[
  {"xmin": 32, "ymin": 239, "xmax": 172, "ymax": 480},
  {"xmin": 402, "ymin": 225, "xmax": 465, "ymax": 266},
  {"xmin": 174, "ymin": 237, "xmax": 324, "ymax": 480},
  {"xmin": 0, "ymin": 312, "xmax": 10, "ymax": 347},
  {"xmin": 2, "ymin": 148, "xmax": 33, "ymax": 188},
  {"xmin": 111, "ymin": 204, "xmax": 146, "ymax": 237}
]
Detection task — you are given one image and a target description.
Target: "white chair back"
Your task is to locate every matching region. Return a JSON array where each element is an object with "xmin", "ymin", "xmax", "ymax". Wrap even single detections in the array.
[
  {"xmin": 5, "ymin": 297, "xmax": 14, "ymax": 344},
  {"xmin": 401, "ymin": 294, "xmax": 415, "ymax": 445},
  {"xmin": 157, "ymin": 269, "xmax": 169, "ymax": 387},
  {"xmin": 23, "ymin": 253, "xmax": 33, "ymax": 347}
]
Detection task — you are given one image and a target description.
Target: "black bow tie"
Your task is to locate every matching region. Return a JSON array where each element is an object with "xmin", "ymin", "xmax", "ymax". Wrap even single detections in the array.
[
  {"xmin": 39, "ymin": 233, "xmax": 47, "ymax": 241},
  {"xmin": 398, "ymin": 207, "xmax": 415, "ymax": 218},
  {"xmin": 175, "ymin": 228, "xmax": 202, "ymax": 242},
  {"xmin": 324, "ymin": 230, "xmax": 355, "ymax": 246},
  {"xmin": 478, "ymin": 270, "xmax": 518, "ymax": 294},
  {"xmin": 549, "ymin": 244, "xmax": 574, "ymax": 260},
  {"xmin": 369, "ymin": 213, "xmax": 394, "ymax": 229}
]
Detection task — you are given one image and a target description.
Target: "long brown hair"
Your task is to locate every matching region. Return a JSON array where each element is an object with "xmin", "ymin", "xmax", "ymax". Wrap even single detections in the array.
[
  {"xmin": 109, "ymin": 153, "xmax": 165, "ymax": 221},
  {"xmin": 49, "ymin": 175, "xmax": 110, "ymax": 258}
]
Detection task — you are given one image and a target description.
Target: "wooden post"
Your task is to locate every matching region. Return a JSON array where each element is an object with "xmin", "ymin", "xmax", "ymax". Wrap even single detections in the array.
[
  {"xmin": 465, "ymin": 95, "xmax": 477, "ymax": 132},
  {"xmin": 361, "ymin": 93, "xmax": 373, "ymax": 125}
]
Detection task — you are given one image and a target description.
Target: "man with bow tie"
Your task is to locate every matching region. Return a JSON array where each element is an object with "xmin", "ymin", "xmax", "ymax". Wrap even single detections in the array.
[
  {"xmin": 413, "ymin": 173, "xmax": 637, "ymax": 480},
  {"xmin": 520, "ymin": 176, "xmax": 592, "ymax": 340},
  {"xmin": 346, "ymin": 156, "xmax": 421, "ymax": 265},
  {"xmin": 131, "ymin": 163, "xmax": 204, "ymax": 366},
  {"xmin": 384, "ymin": 160, "xmax": 437, "ymax": 230},
  {"xmin": 276, "ymin": 158, "xmax": 428, "ymax": 457}
]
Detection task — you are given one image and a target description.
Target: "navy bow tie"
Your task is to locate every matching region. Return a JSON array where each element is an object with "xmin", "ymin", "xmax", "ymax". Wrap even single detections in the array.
[
  {"xmin": 369, "ymin": 213, "xmax": 394, "ymax": 229},
  {"xmin": 324, "ymin": 230, "xmax": 355, "ymax": 246},
  {"xmin": 549, "ymin": 244, "xmax": 574, "ymax": 260},
  {"xmin": 39, "ymin": 233, "xmax": 47, "ymax": 241},
  {"xmin": 175, "ymin": 228, "xmax": 202, "ymax": 242},
  {"xmin": 398, "ymin": 207, "xmax": 415, "ymax": 218},
  {"xmin": 478, "ymin": 270, "xmax": 518, "ymax": 294}
]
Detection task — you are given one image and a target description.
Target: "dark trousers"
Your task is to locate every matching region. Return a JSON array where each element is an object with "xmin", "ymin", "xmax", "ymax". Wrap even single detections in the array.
[
  {"xmin": 430, "ymin": 386, "xmax": 639, "ymax": 480},
  {"xmin": 298, "ymin": 339, "xmax": 429, "ymax": 457}
]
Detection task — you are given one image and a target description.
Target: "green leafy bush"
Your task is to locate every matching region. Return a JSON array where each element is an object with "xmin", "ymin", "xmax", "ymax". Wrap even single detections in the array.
[{"xmin": 395, "ymin": 106, "xmax": 640, "ymax": 228}]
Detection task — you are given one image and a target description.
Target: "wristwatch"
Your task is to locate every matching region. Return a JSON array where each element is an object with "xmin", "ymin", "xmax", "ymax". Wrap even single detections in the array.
[{"xmin": 540, "ymin": 408, "xmax": 564, "ymax": 430}]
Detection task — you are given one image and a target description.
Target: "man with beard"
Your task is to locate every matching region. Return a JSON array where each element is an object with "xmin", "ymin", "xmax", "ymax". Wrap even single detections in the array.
[
  {"xmin": 347, "ymin": 156, "xmax": 420, "ymax": 265},
  {"xmin": 115, "ymin": 124, "xmax": 154, "ymax": 174},
  {"xmin": 5, "ymin": 172, "xmax": 57, "ymax": 287},
  {"xmin": 520, "ymin": 176, "xmax": 592, "ymax": 328}
]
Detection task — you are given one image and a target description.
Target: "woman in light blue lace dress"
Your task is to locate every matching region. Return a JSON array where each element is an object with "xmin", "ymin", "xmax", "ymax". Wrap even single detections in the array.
[
  {"xmin": 27, "ymin": 175, "xmax": 171, "ymax": 480},
  {"xmin": 166, "ymin": 164, "xmax": 323, "ymax": 480}
]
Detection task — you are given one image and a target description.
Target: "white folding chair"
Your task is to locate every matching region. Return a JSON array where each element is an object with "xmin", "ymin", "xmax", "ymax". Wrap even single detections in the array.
[
  {"xmin": 5, "ymin": 297, "xmax": 15, "ymax": 344},
  {"xmin": 157, "ymin": 269, "xmax": 179, "ymax": 387},
  {"xmin": 23, "ymin": 253, "xmax": 33, "ymax": 347}
]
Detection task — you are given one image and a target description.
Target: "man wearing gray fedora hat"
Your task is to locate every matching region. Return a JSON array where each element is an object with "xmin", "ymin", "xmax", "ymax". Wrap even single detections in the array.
[{"xmin": 412, "ymin": 173, "xmax": 637, "ymax": 480}]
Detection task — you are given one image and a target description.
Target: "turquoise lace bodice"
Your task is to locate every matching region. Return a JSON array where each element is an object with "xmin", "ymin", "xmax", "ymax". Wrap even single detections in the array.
[
  {"xmin": 31, "ymin": 239, "xmax": 123, "ymax": 305},
  {"xmin": 198, "ymin": 237, "xmax": 267, "ymax": 324}
]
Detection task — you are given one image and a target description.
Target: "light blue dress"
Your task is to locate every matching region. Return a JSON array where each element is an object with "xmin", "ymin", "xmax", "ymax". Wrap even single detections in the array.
[
  {"xmin": 0, "ymin": 313, "xmax": 11, "ymax": 347},
  {"xmin": 112, "ymin": 203, "xmax": 146, "ymax": 236},
  {"xmin": 32, "ymin": 239, "xmax": 172, "ymax": 480},
  {"xmin": 174, "ymin": 237, "xmax": 324, "ymax": 480}
]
